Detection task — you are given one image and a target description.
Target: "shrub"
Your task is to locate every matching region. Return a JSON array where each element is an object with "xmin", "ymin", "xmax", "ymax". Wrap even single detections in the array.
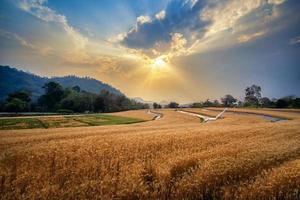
[{"xmin": 56, "ymin": 109, "xmax": 74, "ymax": 114}]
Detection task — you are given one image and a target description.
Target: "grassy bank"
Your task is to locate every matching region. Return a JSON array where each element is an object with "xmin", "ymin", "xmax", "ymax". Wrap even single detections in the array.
[{"xmin": 0, "ymin": 114, "xmax": 145, "ymax": 130}]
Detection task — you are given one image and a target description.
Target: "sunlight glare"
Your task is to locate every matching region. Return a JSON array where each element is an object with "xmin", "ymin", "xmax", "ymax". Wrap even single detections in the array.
[{"xmin": 152, "ymin": 57, "xmax": 167, "ymax": 69}]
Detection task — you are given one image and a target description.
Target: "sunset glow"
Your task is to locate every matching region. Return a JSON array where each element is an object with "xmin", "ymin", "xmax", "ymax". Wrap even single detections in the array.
[
  {"xmin": 0, "ymin": 0, "xmax": 299, "ymax": 103},
  {"xmin": 152, "ymin": 57, "xmax": 167, "ymax": 69}
]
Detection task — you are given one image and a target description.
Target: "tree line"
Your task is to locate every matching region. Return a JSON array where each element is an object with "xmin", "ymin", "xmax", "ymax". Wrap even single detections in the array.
[
  {"xmin": 1, "ymin": 83, "xmax": 299, "ymax": 113},
  {"xmin": 0, "ymin": 82, "xmax": 149, "ymax": 113},
  {"xmin": 156, "ymin": 84, "xmax": 300, "ymax": 109}
]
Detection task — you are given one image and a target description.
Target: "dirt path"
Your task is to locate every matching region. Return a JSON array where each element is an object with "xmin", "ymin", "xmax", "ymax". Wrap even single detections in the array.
[
  {"xmin": 148, "ymin": 110, "xmax": 163, "ymax": 120},
  {"xmin": 207, "ymin": 108, "xmax": 287, "ymax": 122},
  {"xmin": 177, "ymin": 110, "xmax": 210, "ymax": 122}
]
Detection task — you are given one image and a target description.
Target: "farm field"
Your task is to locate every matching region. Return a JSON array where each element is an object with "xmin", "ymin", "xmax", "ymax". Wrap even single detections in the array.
[
  {"xmin": 0, "ymin": 108, "xmax": 300, "ymax": 199},
  {"xmin": 0, "ymin": 113, "xmax": 147, "ymax": 130}
]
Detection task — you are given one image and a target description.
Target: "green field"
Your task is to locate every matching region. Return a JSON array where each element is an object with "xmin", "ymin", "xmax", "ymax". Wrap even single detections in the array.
[{"xmin": 0, "ymin": 114, "xmax": 145, "ymax": 130}]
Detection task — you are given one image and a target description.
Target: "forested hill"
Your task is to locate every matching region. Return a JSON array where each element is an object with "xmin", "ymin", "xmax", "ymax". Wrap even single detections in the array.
[{"xmin": 0, "ymin": 65, "xmax": 122, "ymax": 101}]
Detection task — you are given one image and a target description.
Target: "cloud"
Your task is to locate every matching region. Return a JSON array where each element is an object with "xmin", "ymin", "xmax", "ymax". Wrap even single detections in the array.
[
  {"xmin": 17, "ymin": 0, "xmax": 88, "ymax": 50},
  {"xmin": 171, "ymin": 33, "xmax": 187, "ymax": 52},
  {"xmin": 0, "ymin": 29, "xmax": 36, "ymax": 49},
  {"xmin": 15, "ymin": 0, "xmax": 132, "ymax": 74},
  {"xmin": 63, "ymin": 52, "xmax": 119, "ymax": 71},
  {"xmin": 137, "ymin": 15, "xmax": 151, "ymax": 25},
  {"xmin": 155, "ymin": 10, "xmax": 165, "ymax": 20},
  {"xmin": 0, "ymin": 29, "xmax": 53, "ymax": 55},
  {"xmin": 120, "ymin": 0, "xmax": 208, "ymax": 50},
  {"xmin": 12, "ymin": 0, "xmax": 289, "ymax": 75},
  {"xmin": 200, "ymin": 0, "xmax": 282, "ymax": 37},
  {"xmin": 268, "ymin": 0, "xmax": 285, "ymax": 4},
  {"xmin": 116, "ymin": 0, "xmax": 287, "ymax": 59},
  {"xmin": 238, "ymin": 30, "xmax": 267, "ymax": 43},
  {"xmin": 289, "ymin": 36, "xmax": 300, "ymax": 45}
]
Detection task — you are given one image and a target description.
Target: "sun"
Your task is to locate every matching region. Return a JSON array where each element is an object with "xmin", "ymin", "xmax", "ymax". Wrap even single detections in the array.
[
  {"xmin": 144, "ymin": 56, "xmax": 173, "ymax": 83},
  {"xmin": 151, "ymin": 57, "xmax": 167, "ymax": 69},
  {"xmin": 154, "ymin": 57, "xmax": 166, "ymax": 66}
]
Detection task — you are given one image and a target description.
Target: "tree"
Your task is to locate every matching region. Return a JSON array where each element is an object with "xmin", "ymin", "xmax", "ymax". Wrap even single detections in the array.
[
  {"xmin": 221, "ymin": 94, "xmax": 237, "ymax": 107},
  {"xmin": 60, "ymin": 95, "xmax": 76, "ymax": 111},
  {"xmin": 61, "ymin": 92, "xmax": 96, "ymax": 112},
  {"xmin": 4, "ymin": 91, "xmax": 31, "ymax": 112},
  {"xmin": 0, "ymin": 101, "xmax": 5, "ymax": 112},
  {"xmin": 292, "ymin": 98, "xmax": 300, "ymax": 108},
  {"xmin": 72, "ymin": 85, "xmax": 81, "ymax": 92},
  {"xmin": 191, "ymin": 102, "xmax": 203, "ymax": 108},
  {"xmin": 93, "ymin": 89, "xmax": 149, "ymax": 112},
  {"xmin": 245, "ymin": 84, "xmax": 262, "ymax": 107},
  {"xmin": 237, "ymin": 101, "xmax": 243, "ymax": 107},
  {"xmin": 43, "ymin": 82, "xmax": 64, "ymax": 100},
  {"xmin": 99, "ymin": 90, "xmax": 118, "ymax": 112},
  {"xmin": 116, "ymin": 95, "xmax": 130, "ymax": 110},
  {"xmin": 275, "ymin": 96, "xmax": 293, "ymax": 108},
  {"xmin": 153, "ymin": 103, "xmax": 161, "ymax": 109},
  {"xmin": 213, "ymin": 100, "xmax": 220, "ymax": 107},
  {"xmin": 168, "ymin": 102, "xmax": 179, "ymax": 108},
  {"xmin": 260, "ymin": 97, "xmax": 273, "ymax": 108},
  {"xmin": 5, "ymin": 98, "xmax": 28, "ymax": 113},
  {"xmin": 275, "ymin": 96, "xmax": 298, "ymax": 108},
  {"xmin": 94, "ymin": 96, "xmax": 104, "ymax": 112},
  {"xmin": 7, "ymin": 91, "xmax": 31, "ymax": 102},
  {"xmin": 276, "ymin": 99, "xmax": 288, "ymax": 108},
  {"xmin": 38, "ymin": 82, "xmax": 64, "ymax": 111},
  {"xmin": 202, "ymin": 99, "xmax": 214, "ymax": 107}
]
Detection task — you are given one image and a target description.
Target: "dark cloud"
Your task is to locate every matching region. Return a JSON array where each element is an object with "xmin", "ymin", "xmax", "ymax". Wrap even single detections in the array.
[{"xmin": 121, "ymin": 0, "xmax": 210, "ymax": 49}]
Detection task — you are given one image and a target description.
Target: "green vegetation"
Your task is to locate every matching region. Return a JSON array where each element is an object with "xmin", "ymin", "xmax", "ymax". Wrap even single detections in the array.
[
  {"xmin": 3, "ymin": 91, "xmax": 32, "ymax": 113},
  {"xmin": 167, "ymin": 102, "xmax": 179, "ymax": 108},
  {"xmin": 4, "ymin": 98, "xmax": 29, "ymax": 113},
  {"xmin": 38, "ymin": 117, "xmax": 86, "ymax": 128},
  {"xmin": 0, "ymin": 118, "xmax": 46, "ymax": 130},
  {"xmin": 0, "ymin": 65, "xmax": 122, "ymax": 102},
  {"xmin": 190, "ymin": 84, "xmax": 300, "ymax": 108},
  {"xmin": 0, "ymin": 81, "xmax": 149, "ymax": 114},
  {"xmin": 191, "ymin": 99, "xmax": 221, "ymax": 108},
  {"xmin": 221, "ymin": 94, "xmax": 237, "ymax": 107},
  {"xmin": 153, "ymin": 102, "xmax": 162, "ymax": 109},
  {"xmin": 70, "ymin": 114, "xmax": 144, "ymax": 126},
  {"xmin": 0, "ymin": 114, "xmax": 145, "ymax": 130}
]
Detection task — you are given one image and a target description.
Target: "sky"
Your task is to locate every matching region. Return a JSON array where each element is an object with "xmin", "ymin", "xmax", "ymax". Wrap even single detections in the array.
[{"xmin": 0, "ymin": 0, "xmax": 299, "ymax": 103}]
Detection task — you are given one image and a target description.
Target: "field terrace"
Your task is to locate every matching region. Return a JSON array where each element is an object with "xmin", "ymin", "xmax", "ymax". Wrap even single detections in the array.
[{"xmin": 0, "ymin": 109, "xmax": 300, "ymax": 199}]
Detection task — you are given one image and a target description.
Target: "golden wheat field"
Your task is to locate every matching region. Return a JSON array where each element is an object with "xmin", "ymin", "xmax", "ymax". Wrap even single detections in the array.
[{"xmin": 0, "ymin": 108, "xmax": 300, "ymax": 200}]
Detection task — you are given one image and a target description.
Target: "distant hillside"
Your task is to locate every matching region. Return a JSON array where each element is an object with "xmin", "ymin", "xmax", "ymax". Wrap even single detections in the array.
[
  {"xmin": 133, "ymin": 97, "xmax": 154, "ymax": 105},
  {"xmin": 0, "ymin": 65, "xmax": 122, "ymax": 101},
  {"xmin": 51, "ymin": 76, "xmax": 122, "ymax": 95}
]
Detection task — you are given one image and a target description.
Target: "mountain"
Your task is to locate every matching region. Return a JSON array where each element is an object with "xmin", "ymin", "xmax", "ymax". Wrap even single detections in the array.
[
  {"xmin": 133, "ymin": 97, "xmax": 154, "ymax": 105},
  {"xmin": 133, "ymin": 98, "xmax": 172, "ymax": 107},
  {"xmin": 51, "ymin": 76, "xmax": 122, "ymax": 95},
  {"xmin": 159, "ymin": 100, "xmax": 170, "ymax": 106},
  {"xmin": 133, "ymin": 97, "xmax": 155, "ymax": 108},
  {"xmin": 0, "ymin": 65, "xmax": 122, "ymax": 101}
]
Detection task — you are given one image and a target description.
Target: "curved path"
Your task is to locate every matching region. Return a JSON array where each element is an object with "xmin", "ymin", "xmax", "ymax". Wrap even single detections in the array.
[
  {"xmin": 177, "ymin": 108, "xmax": 227, "ymax": 122},
  {"xmin": 177, "ymin": 110, "xmax": 211, "ymax": 122},
  {"xmin": 177, "ymin": 108, "xmax": 289, "ymax": 123},
  {"xmin": 206, "ymin": 108, "xmax": 287, "ymax": 122},
  {"xmin": 147, "ymin": 110, "xmax": 163, "ymax": 120}
]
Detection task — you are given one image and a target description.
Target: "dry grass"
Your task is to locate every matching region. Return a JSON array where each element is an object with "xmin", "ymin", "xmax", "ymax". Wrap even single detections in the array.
[
  {"xmin": 109, "ymin": 109, "xmax": 155, "ymax": 121},
  {"xmin": 208, "ymin": 107, "xmax": 300, "ymax": 120},
  {"xmin": 0, "ymin": 109, "xmax": 299, "ymax": 199}
]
